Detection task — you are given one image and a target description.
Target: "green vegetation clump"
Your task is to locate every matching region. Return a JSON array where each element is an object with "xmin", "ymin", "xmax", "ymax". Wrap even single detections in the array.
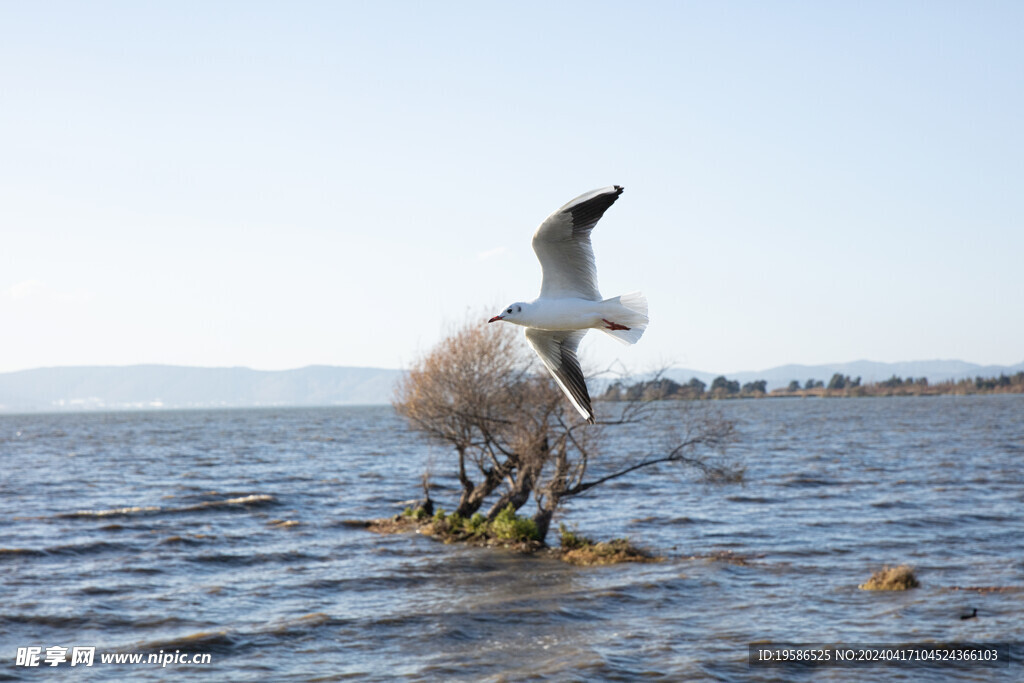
[
  {"xmin": 402, "ymin": 506, "xmax": 429, "ymax": 520},
  {"xmin": 489, "ymin": 504, "xmax": 540, "ymax": 542},
  {"xmin": 371, "ymin": 512, "xmax": 658, "ymax": 565},
  {"xmin": 431, "ymin": 508, "xmax": 469, "ymax": 536},
  {"xmin": 467, "ymin": 512, "xmax": 487, "ymax": 533},
  {"xmin": 423, "ymin": 505, "xmax": 538, "ymax": 544}
]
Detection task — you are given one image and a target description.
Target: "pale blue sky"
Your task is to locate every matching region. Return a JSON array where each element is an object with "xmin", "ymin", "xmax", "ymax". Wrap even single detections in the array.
[{"xmin": 2, "ymin": 1, "xmax": 1022, "ymax": 375}]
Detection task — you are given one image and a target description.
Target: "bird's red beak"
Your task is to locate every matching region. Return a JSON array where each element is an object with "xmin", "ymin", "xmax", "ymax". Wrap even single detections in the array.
[{"xmin": 488, "ymin": 315, "xmax": 503, "ymax": 323}]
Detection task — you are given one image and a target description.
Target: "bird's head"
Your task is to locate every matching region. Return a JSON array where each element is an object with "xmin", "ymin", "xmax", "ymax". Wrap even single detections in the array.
[{"xmin": 488, "ymin": 303, "xmax": 525, "ymax": 324}]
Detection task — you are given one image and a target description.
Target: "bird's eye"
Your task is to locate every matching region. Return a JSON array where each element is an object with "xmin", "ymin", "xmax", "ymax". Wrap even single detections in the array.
[{"xmin": 507, "ymin": 308, "xmax": 512, "ymax": 314}]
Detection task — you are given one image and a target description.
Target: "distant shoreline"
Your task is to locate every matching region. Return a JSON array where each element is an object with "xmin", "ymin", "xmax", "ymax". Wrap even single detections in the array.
[
  {"xmin": 767, "ymin": 384, "xmax": 1024, "ymax": 399},
  {"xmin": 600, "ymin": 372, "xmax": 1024, "ymax": 402}
]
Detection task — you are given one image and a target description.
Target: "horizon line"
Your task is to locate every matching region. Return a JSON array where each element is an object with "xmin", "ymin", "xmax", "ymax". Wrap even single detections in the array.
[{"xmin": 3, "ymin": 357, "xmax": 1023, "ymax": 378}]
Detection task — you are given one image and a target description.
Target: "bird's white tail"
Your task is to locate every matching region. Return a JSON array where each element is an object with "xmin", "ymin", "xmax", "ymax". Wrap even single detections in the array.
[{"xmin": 599, "ymin": 291, "xmax": 649, "ymax": 345}]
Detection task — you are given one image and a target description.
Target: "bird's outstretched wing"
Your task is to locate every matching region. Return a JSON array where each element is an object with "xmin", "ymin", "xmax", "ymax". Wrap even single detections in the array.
[
  {"xmin": 525, "ymin": 328, "xmax": 594, "ymax": 423},
  {"xmin": 532, "ymin": 185, "xmax": 624, "ymax": 300}
]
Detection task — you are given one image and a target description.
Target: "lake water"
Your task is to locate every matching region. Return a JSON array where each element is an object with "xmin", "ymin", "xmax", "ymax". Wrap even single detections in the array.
[{"xmin": 2, "ymin": 396, "xmax": 1022, "ymax": 680}]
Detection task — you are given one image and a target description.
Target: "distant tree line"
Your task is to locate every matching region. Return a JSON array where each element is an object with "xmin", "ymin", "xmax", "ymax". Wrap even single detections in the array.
[
  {"xmin": 781, "ymin": 372, "xmax": 1024, "ymax": 397},
  {"xmin": 600, "ymin": 375, "xmax": 768, "ymax": 401},
  {"xmin": 600, "ymin": 371, "xmax": 1024, "ymax": 402}
]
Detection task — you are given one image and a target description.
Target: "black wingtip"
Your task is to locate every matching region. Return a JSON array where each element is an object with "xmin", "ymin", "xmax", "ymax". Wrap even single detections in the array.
[{"xmin": 568, "ymin": 186, "xmax": 625, "ymax": 234}]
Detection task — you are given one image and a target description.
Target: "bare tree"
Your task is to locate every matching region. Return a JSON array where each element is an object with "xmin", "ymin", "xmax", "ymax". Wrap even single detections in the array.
[
  {"xmin": 393, "ymin": 317, "xmax": 741, "ymax": 543},
  {"xmin": 393, "ymin": 319, "xmax": 561, "ymax": 517}
]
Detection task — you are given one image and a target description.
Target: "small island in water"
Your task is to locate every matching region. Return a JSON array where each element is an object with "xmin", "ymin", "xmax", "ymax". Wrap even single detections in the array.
[{"xmin": 600, "ymin": 371, "xmax": 1024, "ymax": 401}]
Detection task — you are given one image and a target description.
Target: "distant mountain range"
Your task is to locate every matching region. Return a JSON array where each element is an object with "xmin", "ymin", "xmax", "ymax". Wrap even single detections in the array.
[
  {"xmin": 0, "ymin": 365, "xmax": 402, "ymax": 413},
  {"xmin": 1, "ymin": 360, "xmax": 1021, "ymax": 413}
]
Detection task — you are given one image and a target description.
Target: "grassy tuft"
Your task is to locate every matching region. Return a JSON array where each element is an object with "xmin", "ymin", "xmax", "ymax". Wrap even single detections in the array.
[
  {"xmin": 558, "ymin": 523, "xmax": 595, "ymax": 550},
  {"xmin": 560, "ymin": 537, "xmax": 658, "ymax": 566},
  {"xmin": 859, "ymin": 565, "xmax": 920, "ymax": 590}
]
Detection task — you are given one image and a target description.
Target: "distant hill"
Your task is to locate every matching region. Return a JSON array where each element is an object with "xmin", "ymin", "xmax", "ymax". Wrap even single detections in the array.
[
  {"xmin": 0, "ymin": 365, "xmax": 403, "ymax": 413},
  {"xmin": 2, "ymin": 359, "xmax": 1022, "ymax": 413},
  {"xmin": 663, "ymin": 359, "xmax": 1024, "ymax": 392}
]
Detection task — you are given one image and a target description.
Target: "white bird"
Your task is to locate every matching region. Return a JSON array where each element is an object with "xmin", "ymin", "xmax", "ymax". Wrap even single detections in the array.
[{"xmin": 488, "ymin": 185, "xmax": 648, "ymax": 424}]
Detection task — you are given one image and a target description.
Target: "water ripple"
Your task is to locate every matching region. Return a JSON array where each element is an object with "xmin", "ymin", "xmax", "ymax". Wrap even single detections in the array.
[{"xmin": 1, "ymin": 399, "xmax": 1022, "ymax": 680}]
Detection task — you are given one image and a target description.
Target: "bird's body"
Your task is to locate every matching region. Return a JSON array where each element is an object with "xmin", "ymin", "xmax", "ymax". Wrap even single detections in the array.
[
  {"xmin": 505, "ymin": 297, "xmax": 640, "ymax": 334},
  {"xmin": 489, "ymin": 185, "xmax": 648, "ymax": 423}
]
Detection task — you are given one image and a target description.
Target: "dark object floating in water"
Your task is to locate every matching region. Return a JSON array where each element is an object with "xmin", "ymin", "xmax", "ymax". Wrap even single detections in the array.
[{"xmin": 959, "ymin": 608, "xmax": 978, "ymax": 620}]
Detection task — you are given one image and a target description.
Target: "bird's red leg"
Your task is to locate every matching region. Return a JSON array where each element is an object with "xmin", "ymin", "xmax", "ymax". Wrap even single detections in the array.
[{"xmin": 602, "ymin": 319, "xmax": 630, "ymax": 331}]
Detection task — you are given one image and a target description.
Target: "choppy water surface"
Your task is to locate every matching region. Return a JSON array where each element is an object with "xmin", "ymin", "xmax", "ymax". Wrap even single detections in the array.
[{"xmin": 2, "ymin": 397, "xmax": 1022, "ymax": 680}]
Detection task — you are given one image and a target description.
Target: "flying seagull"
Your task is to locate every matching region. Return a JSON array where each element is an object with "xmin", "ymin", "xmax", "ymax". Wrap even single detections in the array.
[{"xmin": 488, "ymin": 185, "xmax": 648, "ymax": 424}]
